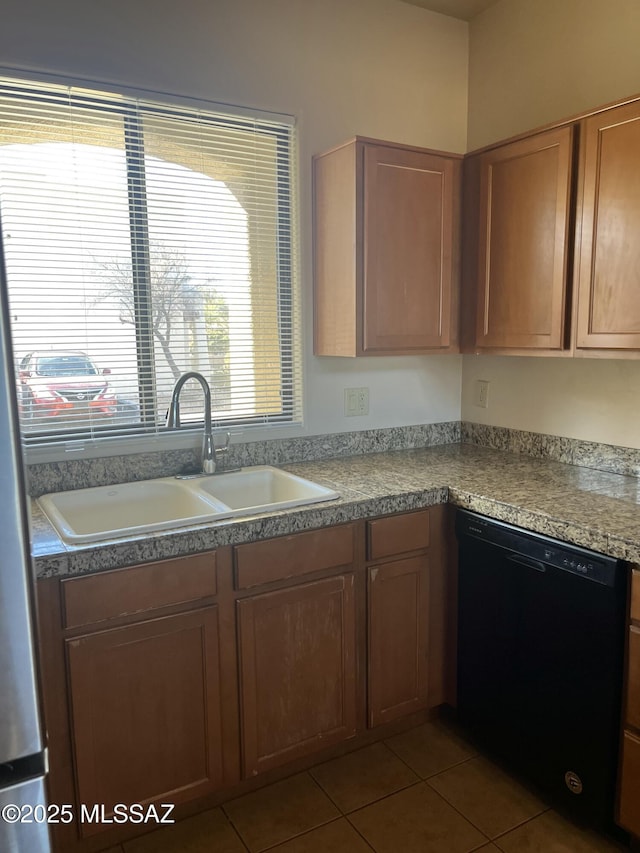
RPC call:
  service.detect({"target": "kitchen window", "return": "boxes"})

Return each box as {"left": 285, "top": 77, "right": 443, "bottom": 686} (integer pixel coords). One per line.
{"left": 0, "top": 77, "right": 300, "bottom": 449}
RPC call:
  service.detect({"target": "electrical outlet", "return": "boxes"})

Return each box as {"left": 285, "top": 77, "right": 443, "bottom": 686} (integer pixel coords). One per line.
{"left": 475, "top": 380, "right": 489, "bottom": 409}
{"left": 357, "top": 387, "right": 369, "bottom": 415}
{"left": 345, "top": 387, "right": 369, "bottom": 416}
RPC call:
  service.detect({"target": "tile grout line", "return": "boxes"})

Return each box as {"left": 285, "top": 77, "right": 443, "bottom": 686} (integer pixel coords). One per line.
{"left": 256, "top": 816, "right": 347, "bottom": 853}
{"left": 220, "top": 804, "right": 252, "bottom": 853}
{"left": 221, "top": 728, "right": 515, "bottom": 853}
{"left": 422, "top": 772, "right": 550, "bottom": 849}
{"left": 229, "top": 815, "right": 252, "bottom": 853}
{"left": 162, "top": 731, "right": 556, "bottom": 853}
{"left": 416, "top": 781, "right": 493, "bottom": 848}
{"left": 382, "top": 731, "right": 479, "bottom": 781}
{"left": 341, "top": 779, "right": 436, "bottom": 851}
{"left": 488, "top": 807, "right": 553, "bottom": 843}
{"left": 308, "top": 744, "right": 423, "bottom": 816}
{"left": 380, "top": 723, "right": 557, "bottom": 846}
{"left": 341, "top": 815, "right": 378, "bottom": 852}
{"left": 109, "top": 722, "right": 616, "bottom": 853}
{"left": 307, "top": 762, "right": 361, "bottom": 814}
{"left": 304, "top": 767, "right": 346, "bottom": 816}
{"left": 488, "top": 807, "right": 627, "bottom": 853}
{"left": 339, "top": 777, "right": 424, "bottom": 816}
{"left": 489, "top": 812, "right": 542, "bottom": 852}
{"left": 341, "top": 779, "right": 494, "bottom": 853}
{"left": 244, "top": 771, "right": 343, "bottom": 853}
{"left": 342, "top": 777, "right": 423, "bottom": 816}
{"left": 376, "top": 725, "right": 504, "bottom": 846}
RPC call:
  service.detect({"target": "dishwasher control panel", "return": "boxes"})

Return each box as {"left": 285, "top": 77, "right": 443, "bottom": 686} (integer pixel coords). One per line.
{"left": 456, "top": 510, "right": 619, "bottom": 587}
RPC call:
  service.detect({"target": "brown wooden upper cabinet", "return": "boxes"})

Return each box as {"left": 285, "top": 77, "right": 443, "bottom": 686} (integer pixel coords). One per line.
{"left": 467, "top": 126, "right": 575, "bottom": 351}
{"left": 463, "top": 95, "right": 640, "bottom": 357}
{"left": 313, "top": 138, "right": 461, "bottom": 356}
{"left": 575, "top": 100, "right": 640, "bottom": 351}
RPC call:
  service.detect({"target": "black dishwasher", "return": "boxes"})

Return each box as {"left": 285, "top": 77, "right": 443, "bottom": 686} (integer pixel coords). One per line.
{"left": 456, "top": 509, "right": 627, "bottom": 833}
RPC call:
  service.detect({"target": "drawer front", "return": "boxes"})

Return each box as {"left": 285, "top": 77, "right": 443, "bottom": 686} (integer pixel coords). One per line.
{"left": 367, "top": 509, "right": 430, "bottom": 561}
{"left": 632, "top": 569, "right": 640, "bottom": 623}
{"left": 235, "top": 524, "right": 355, "bottom": 590}
{"left": 62, "top": 552, "right": 217, "bottom": 629}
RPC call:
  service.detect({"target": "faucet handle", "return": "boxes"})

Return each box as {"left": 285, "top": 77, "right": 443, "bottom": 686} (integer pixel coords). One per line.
{"left": 213, "top": 431, "right": 237, "bottom": 473}
{"left": 215, "top": 431, "right": 231, "bottom": 459}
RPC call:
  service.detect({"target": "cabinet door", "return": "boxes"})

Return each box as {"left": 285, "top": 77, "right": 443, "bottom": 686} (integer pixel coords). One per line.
{"left": 362, "top": 144, "right": 458, "bottom": 353}
{"left": 576, "top": 102, "right": 640, "bottom": 350}
{"left": 66, "top": 607, "right": 223, "bottom": 838}
{"left": 620, "top": 573, "right": 640, "bottom": 833}
{"left": 627, "top": 625, "right": 640, "bottom": 731}
{"left": 368, "top": 555, "right": 429, "bottom": 727}
{"left": 238, "top": 574, "right": 358, "bottom": 777}
{"left": 619, "top": 731, "right": 640, "bottom": 835}
{"left": 475, "top": 127, "right": 573, "bottom": 350}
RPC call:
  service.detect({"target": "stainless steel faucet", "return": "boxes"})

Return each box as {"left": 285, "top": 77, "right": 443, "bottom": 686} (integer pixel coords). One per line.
{"left": 166, "top": 372, "right": 217, "bottom": 474}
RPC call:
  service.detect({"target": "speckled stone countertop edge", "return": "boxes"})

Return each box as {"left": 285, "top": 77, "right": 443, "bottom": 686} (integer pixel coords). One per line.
{"left": 32, "top": 445, "right": 640, "bottom": 578}
{"left": 32, "top": 485, "right": 451, "bottom": 578}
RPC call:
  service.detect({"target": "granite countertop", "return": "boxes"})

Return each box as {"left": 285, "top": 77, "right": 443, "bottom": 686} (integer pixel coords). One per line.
{"left": 31, "top": 443, "right": 640, "bottom": 578}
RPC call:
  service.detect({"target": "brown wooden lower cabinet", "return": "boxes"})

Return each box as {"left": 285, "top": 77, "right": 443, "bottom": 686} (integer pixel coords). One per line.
{"left": 237, "top": 573, "right": 359, "bottom": 777}
{"left": 37, "top": 510, "right": 456, "bottom": 851}
{"left": 619, "top": 731, "right": 640, "bottom": 835}
{"left": 368, "top": 554, "right": 429, "bottom": 727}
{"left": 619, "top": 569, "right": 640, "bottom": 838}
{"left": 38, "top": 551, "right": 236, "bottom": 853}
{"left": 65, "top": 607, "right": 224, "bottom": 838}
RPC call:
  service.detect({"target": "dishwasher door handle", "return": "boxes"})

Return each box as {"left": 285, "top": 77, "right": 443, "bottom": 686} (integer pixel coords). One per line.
{"left": 507, "top": 553, "right": 547, "bottom": 573}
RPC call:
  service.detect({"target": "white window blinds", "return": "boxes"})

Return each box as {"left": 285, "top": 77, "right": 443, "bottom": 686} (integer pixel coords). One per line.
{"left": 0, "top": 77, "right": 300, "bottom": 447}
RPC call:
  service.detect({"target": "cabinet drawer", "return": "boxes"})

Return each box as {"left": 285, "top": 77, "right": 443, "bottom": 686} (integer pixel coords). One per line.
{"left": 631, "top": 569, "right": 640, "bottom": 623}
{"left": 367, "top": 509, "right": 430, "bottom": 561}
{"left": 62, "top": 552, "right": 217, "bottom": 629}
{"left": 234, "top": 524, "right": 355, "bottom": 590}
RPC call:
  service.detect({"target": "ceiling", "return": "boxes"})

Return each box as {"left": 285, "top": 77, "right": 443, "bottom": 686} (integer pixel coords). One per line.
{"left": 398, "top": 0, "right": 499, "bottom": 20}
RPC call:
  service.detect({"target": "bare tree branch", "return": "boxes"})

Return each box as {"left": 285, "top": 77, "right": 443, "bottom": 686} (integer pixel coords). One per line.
{"left": 95, "top": 244, "right": 197, "bottom": 382}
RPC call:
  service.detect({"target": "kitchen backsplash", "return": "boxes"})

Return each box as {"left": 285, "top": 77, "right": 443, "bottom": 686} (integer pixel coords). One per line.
{"left": 26, "top": 421, "right": 461, "bottom": 497}
{"left": 26, "top": 420, "right": 640, "bottom": 497}
{"left": 462, "top": 422, "right": 640, "bottom": 478}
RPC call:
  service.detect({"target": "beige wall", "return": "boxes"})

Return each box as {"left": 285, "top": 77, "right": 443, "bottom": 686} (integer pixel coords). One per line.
{"left": 8, "top": 0, "right": 638, "bottom": 450}
{"left": 463, "top": 0, "right": 640, "bottom": 448}
{"left": 468, "top": 0, "right": 640, "bottom": 150}
{"left": 0, "top": 0, "right": 468, "bottom": 444}
{"left": 463, "top": 356, "right": 640, "bottom": 448}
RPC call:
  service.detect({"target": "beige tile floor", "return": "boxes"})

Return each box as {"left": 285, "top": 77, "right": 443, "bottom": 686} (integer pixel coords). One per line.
{"left": 102, "top": 720, "right": 628, "bottom": 853}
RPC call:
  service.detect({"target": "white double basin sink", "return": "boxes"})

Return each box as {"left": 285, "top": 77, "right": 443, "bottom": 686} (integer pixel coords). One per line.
{"left": 37, "top": 466, "right": 340, "bottom": 544}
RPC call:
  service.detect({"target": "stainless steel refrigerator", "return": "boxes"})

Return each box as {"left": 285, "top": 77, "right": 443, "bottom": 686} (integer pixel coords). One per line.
{"left": 0, "top": 233, "right": 51, "bottom": 852}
